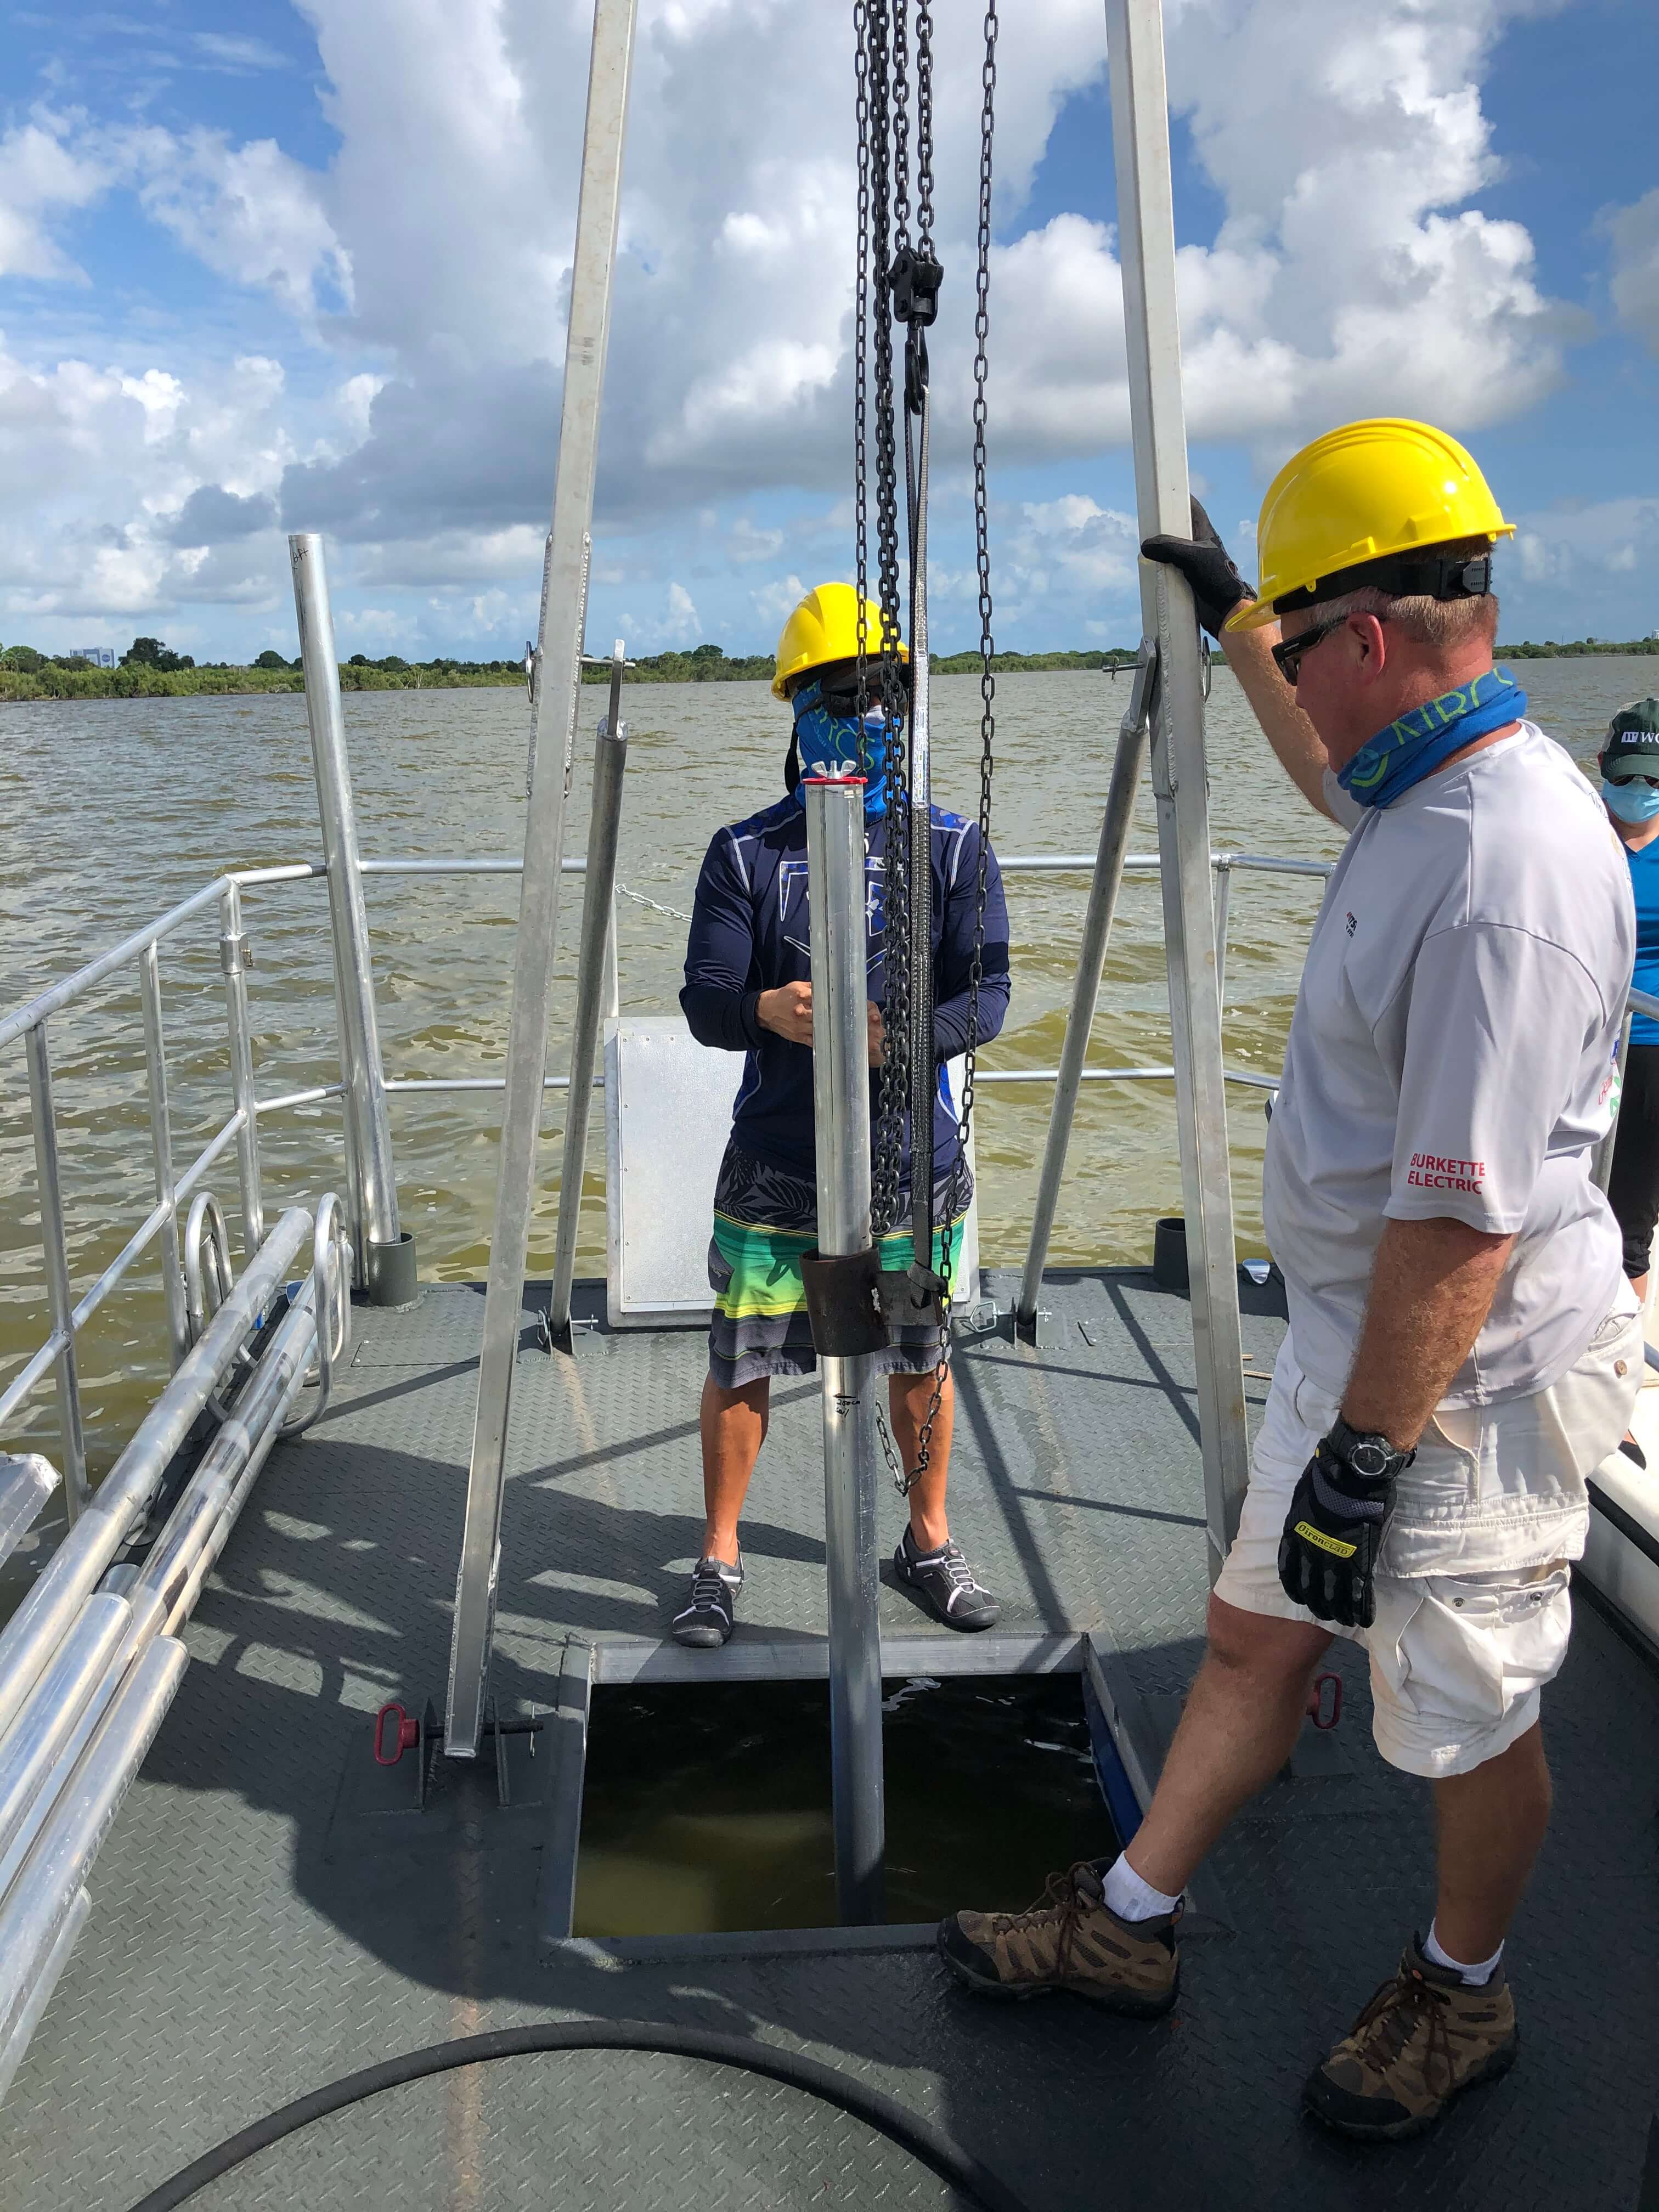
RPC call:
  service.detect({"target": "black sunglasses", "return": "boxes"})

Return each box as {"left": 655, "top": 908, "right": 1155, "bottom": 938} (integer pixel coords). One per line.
{"left": 809, "top": 673, "right": 905, "bottom": 719}
{"left": 1607, "top": 769, "right": 1659, "bottom": 789}
{"left": 1271, "top": 611, "right": 1353, "bottom": 686}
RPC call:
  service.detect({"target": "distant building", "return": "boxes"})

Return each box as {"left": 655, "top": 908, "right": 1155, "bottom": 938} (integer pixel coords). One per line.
{"left": 70, "top": 647, "right": 116, "bottom": 668}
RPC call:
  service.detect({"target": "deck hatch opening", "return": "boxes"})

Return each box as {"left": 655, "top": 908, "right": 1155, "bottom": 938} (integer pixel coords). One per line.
{"left": 571, "top": 1672, "right": 1119, "bottom": 1939}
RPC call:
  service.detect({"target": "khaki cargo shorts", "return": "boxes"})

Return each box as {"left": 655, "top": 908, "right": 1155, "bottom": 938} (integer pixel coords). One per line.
{"left": 1215, "top": 1303, "right": 1643, "bottom": 1778}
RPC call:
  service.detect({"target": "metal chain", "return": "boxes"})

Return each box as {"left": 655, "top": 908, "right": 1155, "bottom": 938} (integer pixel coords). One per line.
{"left": 913, "top": 0, "right": 935, "bottom": 257}
{"left": 869, "top": 0, "right": 911, "bottom": 1246}
{"left": 900, "top": 0, "right": 997, "bottom": 1500}
{"left": 854, "top": 0, "right": 872, "bottom": 723}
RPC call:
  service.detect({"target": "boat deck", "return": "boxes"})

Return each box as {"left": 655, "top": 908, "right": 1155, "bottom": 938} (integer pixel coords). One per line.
{"left": 4, "top": 1268, "right": 1658, "bottom": 2211}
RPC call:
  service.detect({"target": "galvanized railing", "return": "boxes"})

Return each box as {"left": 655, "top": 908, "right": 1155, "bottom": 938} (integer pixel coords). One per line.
{"left": 0, "top": 826, "right": 1317, "bottom": 1542}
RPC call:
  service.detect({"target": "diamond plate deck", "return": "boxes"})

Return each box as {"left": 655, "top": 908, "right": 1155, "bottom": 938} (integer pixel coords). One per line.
{"left": 3, "top": 1269, "right": 1657, "bottom": 2212}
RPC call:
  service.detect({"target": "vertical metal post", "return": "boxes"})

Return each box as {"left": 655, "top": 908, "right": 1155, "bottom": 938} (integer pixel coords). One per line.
{"left": 1593, "top": 1005, "right": 1635, "bottom": 1194}
{"left": 445, "top": 0, "right": 638, "bottom": 1757}
{"left": 602, "top": 895, "right": 620, "bottom": 1022}
{"left": 139, "top": 945, "right": 191, "bottom": 1370}
{"left": 806, "top": 778, "right": 887, "bottom": 1925}
{"left": 1017, "top": 653, "right": 1155, "bottom": 1324}
{"left": 549, "top": 645, "right": 629, "bottom": 1345}
{"left": 1105, "top": 0, "right": 1250, "bottom": 1577}
{"left": 1212, "top": 860, "right": 1233, "bottom": 1010}
{"left": 24, "top": 1025, "right": 87, "bottom": 1525}
{"left": 217, "top": 883, "right": 264, "bottom": 1260}
{"left": 289, "top": 532, "right": 408, "bottom": 1302}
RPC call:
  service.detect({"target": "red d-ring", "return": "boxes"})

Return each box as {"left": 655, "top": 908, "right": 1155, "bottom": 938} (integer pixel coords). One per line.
{"left": 374, "top": 1702, "right": 420, "bottom": 1765}
{"left": 1307, "top": 1672, "right": 1342, "bottom": 1731}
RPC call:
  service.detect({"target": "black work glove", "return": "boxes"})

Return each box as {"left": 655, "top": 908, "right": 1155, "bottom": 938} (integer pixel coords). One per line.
{"left": 1140, "top": 496, "right": 1255, "bottom": 640}
{"left": 1277, "top": 1429, "right": 1407, "bottom": 1629}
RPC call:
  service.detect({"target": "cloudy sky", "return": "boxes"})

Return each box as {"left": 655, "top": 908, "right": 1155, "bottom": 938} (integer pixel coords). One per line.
{"left": 2, "top": 0, "right": 1657, "bottom": 663}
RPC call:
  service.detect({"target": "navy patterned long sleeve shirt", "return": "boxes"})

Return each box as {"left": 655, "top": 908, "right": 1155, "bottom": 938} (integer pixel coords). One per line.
{"left": 680, "top": 794, "right": 1011, "bottom": 1178}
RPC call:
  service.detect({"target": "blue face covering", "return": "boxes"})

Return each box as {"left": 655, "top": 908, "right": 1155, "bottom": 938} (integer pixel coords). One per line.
{"left": 791, "top": 679, "right": 893, "bottom": 816}
{"left": 1604, "top": 777, "right": 1659, "bottom": 826}
{"left": 1336, "top": 667, "right": 1527, "bottom": 810}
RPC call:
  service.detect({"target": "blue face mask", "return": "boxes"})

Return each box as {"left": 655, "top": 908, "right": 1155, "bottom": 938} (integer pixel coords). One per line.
{"left": 789, "top": 678, "right": 893, "bottom": 816}
{"left": 1604, "top": 776, "right": 1659, "bottom": 826}
{"left": 1336, "top": 666, "right": 1527, "bottom": 810}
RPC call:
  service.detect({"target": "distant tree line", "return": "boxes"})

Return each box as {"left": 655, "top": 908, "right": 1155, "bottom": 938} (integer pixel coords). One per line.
{"left": 7, "top": 629, "right": 1657, "bottom": 707}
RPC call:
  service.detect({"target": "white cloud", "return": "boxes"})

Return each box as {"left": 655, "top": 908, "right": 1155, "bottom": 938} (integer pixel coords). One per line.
{"left": 0, "top": 116, "right": 108, "bottom": 281}
{"left": 128, "top": 128, "right": 351, "bottom": 320}
{"left": 193, "top": 32, "right": 292, "bottom": 73}
{"left": 0, "top": 0, "right": 1609, "bottom": 647}
{"left": 1606, "top": 188, "right": 1659, "bottom": 357}
{"left": 664, "top": 579, "right": 700, "bottom": 642}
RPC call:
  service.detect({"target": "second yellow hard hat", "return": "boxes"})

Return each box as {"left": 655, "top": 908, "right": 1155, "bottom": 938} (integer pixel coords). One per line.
{"left": 1226, "top": 418, "right": 1514, "bottom": 631}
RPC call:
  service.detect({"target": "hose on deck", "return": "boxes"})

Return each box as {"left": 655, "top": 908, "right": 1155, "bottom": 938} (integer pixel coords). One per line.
{"left": 125, "top": 2017, "right": 1034, "bottom": 2212}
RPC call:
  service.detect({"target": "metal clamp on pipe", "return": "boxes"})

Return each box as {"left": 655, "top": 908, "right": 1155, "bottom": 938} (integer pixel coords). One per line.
{"left": 799, "top": 1249, "right": 889, "bottom": 1359}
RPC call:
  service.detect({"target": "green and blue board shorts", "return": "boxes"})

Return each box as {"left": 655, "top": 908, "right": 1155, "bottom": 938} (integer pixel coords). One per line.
{"left": 708, "top": 1139, "right": 969, "bottom": 1389}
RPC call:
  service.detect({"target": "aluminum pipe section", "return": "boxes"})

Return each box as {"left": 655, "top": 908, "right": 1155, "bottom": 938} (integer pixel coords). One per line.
{"left": 0, "top": 1594, "right": 130, "bottom": 1888}
{"left": 1105, "top": 0, "right": 1250, "bottom": 1577}
{"left": 1018, "top": 647, "right": 1156, "bottom": 1326}
{"left": 0, "top": 1206, "right": 310, "bottom": 1743}
{"left": 549, "top": 650, "right": 629, "bottom": 1345}
{"left": 0, "top": 1636, "right": 187, "bottom": 2073}
{"left": 805, "top": 778, "right": 887, "bottom": 1927}
{"left": 0, "top": 1883, "right": 88, "bottom": 2107}
{"left": 289, "top": 532, "right": 411, "bottom": 1306}
{"left": 447, "top": 0, "right": 639, "bottom": 1759}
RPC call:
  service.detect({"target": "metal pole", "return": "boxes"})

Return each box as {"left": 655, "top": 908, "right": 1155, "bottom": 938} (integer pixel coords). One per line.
{"left": 1212, "top": 859, "right": 1233, "bottom": 1011}
{"left": 445, "top": 0, "right": 638, "bottom": 1758}
{"left": 906, "top": 387, "right": 936, "bottom": 1283}
{"left": 602, "top": 895, "right": 620, "bottom": 1022}
{"left": 217, "top": 884, "right": 265, "bottom": 1260}
{"left": 1017, "top": 653, "right": 1155, "bottom": 1325}
{"left": 1594, "top": 1006, "right": 1635, "bottom": 1194}
{"left": 806, "top": 777, "right": 887, "bottom": 1925}
{"left": 24, "top": 1025, "right": 87, "bottom": 1526}
{"left": 138, "top": 946, "right": 190, "bottom": 1370}
{"left": 1105, "top": 0, "right": 1250, "bottom": 1577}
{"left": 289, "top": 532, "right": 408, "bottom": 1303}
{"left": 548, "top": 645, "right": 628, "bottom": 1346}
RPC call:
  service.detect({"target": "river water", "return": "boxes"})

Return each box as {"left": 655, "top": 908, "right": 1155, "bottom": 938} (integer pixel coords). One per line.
{"left": 1, "top": 656, "right": 1650, "bottom": 1500}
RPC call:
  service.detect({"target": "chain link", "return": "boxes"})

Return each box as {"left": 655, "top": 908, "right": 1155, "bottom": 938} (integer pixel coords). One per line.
{"left": 853, "top": 1, "right": 997, "bottom": 1497}
{"left": 901, "top": 0, "right": 997, "bottom": 1499}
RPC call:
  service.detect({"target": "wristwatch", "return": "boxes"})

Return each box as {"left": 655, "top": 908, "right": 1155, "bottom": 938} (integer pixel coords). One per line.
{"left": 1324, "top": 1415, "right": 1414, "bottom": 1481}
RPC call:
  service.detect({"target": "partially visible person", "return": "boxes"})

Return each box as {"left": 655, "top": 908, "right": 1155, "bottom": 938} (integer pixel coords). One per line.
{"left": 672, "top": 582, "right": 1012, "bottom": 1649}
{"left": 1599, "top": 697, "right": 1659, "bottom": 1467}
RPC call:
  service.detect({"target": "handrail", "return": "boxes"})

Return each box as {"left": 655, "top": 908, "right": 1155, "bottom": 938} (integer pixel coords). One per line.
{"left": 0, "top": 878, "right": 232, "bottom": 1053}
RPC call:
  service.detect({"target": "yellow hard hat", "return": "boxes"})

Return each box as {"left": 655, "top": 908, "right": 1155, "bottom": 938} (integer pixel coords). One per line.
{"left": 1225, "top": 419, "right": 1514, "bottom": 632}
{"left": 771, "top": 582, "right": 907, "bottom": 700}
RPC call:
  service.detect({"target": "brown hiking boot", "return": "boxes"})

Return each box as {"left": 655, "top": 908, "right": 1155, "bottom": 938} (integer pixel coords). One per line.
{"left": 1304, "top": 1935, "right": 1518, "bottom": 2141}
{"left": 936, "top": 1859, "right": 1180, "bottom": 2016}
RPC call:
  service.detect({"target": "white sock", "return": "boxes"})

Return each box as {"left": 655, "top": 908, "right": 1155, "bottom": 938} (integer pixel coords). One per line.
{"left": 1423, "top": 1921, "right": 1504, "bottom": 1987}
{"left": 1101, "top": 1853, "right": 1182, "bottom": 1923}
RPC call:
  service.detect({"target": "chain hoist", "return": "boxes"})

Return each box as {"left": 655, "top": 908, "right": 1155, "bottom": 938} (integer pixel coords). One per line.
{"left": 853, "top": 0, "right": 998, "bottom": 1498}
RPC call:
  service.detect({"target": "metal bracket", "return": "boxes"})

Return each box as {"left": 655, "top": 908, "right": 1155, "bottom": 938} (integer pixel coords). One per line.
{"left": 217, "top": 932, "right": 253, "bottom": 976}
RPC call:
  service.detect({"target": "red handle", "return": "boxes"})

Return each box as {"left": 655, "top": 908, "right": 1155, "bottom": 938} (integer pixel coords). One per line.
{"left": 1307, "top": 1672, "right": 1343, "bottom": 1731}
{"left": 374, "top": 1702, "right": 420, "bottom": 1765}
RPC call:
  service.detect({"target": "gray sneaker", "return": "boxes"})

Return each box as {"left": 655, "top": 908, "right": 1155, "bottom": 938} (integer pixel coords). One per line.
{"left": 895, "top": 1528, "right": 1001, "bottom": 1630}
{"left": 672, "top": 1554, "right": 743, "bottom": 1647}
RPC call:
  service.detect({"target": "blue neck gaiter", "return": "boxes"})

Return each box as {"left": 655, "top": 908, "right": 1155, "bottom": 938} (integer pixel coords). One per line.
{"left": 790, "top": 679, "right": 891, "bottom": 817}
{"left": 1337, "top": 667, "right": 1527, "bottom": 811}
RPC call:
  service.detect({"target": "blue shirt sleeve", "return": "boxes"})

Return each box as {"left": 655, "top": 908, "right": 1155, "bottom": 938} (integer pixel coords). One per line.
{"left": 680, "top": 827, "right": 764, "bottom": 1052}
{"left": 932, "top": 826, "right": 1010, "bottom": 1060}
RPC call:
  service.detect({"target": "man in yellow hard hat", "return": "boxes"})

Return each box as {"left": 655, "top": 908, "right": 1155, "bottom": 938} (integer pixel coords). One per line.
{"left": 674, "top": 582, "right": 1011, "bottom": 1648}
{"left": 939, "top": 421, "right": 1641, "bottom": 2141}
